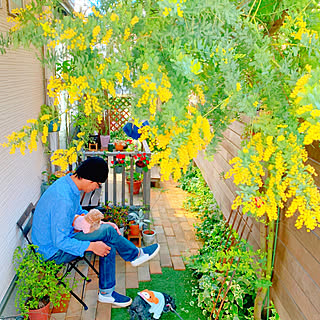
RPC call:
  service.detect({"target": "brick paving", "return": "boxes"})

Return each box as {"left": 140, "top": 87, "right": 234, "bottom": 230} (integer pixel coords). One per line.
{"left": 50, "top": 180, "right": 200, "bottom": 320}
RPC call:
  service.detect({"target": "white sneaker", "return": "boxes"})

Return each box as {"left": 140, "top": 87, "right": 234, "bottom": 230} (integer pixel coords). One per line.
{"left": 98, "top": 291, "right": 132, "bottom": 307}
{"left": 131, "top": 244, "right": 160, "bottom": 267}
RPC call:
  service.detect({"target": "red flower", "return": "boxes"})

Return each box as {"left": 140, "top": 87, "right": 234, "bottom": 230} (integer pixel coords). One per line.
{"left": 254, "top": 197, "right": 264, "bottom": 208}
{"left": 111, "top": 161, "right": 114, "bottom": 164}
{"left": 116, "top": 153, "right": 125, "bottom": 160}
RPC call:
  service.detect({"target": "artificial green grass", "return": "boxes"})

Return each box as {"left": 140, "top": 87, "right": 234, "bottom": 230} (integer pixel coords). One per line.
{"left": 111, "top": 268, "right": 205, "bottom": 320}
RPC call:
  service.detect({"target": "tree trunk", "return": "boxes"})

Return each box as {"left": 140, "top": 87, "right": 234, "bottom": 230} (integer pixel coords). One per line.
{"left": 254, "top": 220, "right": 275, "bottom": 320}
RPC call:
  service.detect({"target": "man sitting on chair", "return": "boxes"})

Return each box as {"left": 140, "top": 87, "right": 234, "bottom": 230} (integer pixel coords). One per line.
{"left": 32, "top": 157, "right": 160, "bottom": 307}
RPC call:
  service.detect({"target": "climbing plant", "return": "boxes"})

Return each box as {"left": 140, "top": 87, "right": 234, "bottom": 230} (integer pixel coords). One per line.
{"left": 1, "top": 1, "right": 320, "bottom": 318}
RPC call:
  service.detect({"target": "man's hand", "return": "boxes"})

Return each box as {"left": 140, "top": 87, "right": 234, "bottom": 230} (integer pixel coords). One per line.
{"left": 101, "top": 221, "right": 122, "bottom": 235}
{"left": 86, "top": 241, "right": 111, "bottom": 257}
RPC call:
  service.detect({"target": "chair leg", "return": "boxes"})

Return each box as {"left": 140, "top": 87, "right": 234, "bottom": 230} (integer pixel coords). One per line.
{"left": 69, "top": 289, "right": 89, "bottom": 310}
{"left": 83, "top": 255, "right": 99, "bottom": 277}
{"left": 58, "top": 280, "right": 89, "bottom": 310}
{"left": 69, "top": 262, "right": 92, "bottom": 282}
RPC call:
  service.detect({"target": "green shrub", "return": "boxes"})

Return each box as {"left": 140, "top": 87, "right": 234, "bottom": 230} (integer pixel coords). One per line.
{"left": 179, "top": 164, "right": 272, "bottom": 320}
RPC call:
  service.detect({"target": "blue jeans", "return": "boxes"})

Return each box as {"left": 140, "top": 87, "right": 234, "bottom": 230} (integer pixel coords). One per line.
{"left": 48, "top": 224, "right": 139, "bottom": 291}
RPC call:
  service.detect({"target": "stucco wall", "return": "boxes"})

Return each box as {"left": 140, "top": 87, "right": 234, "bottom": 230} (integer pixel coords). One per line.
{"left": 0, "top": 4, "right": 46, "bottom": 303}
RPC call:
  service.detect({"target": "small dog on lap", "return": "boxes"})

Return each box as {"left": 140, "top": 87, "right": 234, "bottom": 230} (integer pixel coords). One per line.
{"left": 129, "top": 289, "right": 176, "bottom": 320}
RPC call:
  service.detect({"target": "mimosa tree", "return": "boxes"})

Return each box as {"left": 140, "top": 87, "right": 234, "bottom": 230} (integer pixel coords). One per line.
{"left": 1, "top": 0, "right": 319, "bottom": 318}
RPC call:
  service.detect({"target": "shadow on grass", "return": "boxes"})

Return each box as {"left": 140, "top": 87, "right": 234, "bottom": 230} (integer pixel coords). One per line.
{"left": 111, "top": 267, "right": 205, "bottom": 320}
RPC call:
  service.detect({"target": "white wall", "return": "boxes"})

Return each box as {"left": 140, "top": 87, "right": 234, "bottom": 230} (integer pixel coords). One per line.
{"left": 0, "top": 5, "right": 46, "bottom": 302}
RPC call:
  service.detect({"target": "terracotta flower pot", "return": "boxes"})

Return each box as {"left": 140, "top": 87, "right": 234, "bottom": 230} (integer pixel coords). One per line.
{"left": 129, "top": 224, "right": 140, "bottom": 236}
{"left": 126, "top": 179, "right": 142, "bottom": 194}
{"left": 51, "top": 293, "right": 70, "bottom": 313}
{"left": 28, "top": 301, "right": 51, "bottom": 320}
{"left": 115, "top": 142, "right": 124, "bottom": 151}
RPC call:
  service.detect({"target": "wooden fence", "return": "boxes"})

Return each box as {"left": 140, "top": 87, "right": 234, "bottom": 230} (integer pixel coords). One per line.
{"left": 194, "top": 120, "right": 320, "bottom": 320}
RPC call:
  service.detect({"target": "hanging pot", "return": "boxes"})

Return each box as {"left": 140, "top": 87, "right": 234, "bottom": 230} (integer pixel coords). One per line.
{"left": 114, "top": 166, "right": 124, "bottom": 174}
{"left": 135, "top": 165, "right": 143, "bottom": 174}
{"left": 135, "top": 160, "right": 147, "bottom": 173}
{"left": 28, "top": 301, "right": 51, "bottom": 320}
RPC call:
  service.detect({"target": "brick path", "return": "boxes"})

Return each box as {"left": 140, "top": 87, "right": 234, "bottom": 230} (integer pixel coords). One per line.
{"left": 50, "top": 180, "right": 201, "bottom": 320}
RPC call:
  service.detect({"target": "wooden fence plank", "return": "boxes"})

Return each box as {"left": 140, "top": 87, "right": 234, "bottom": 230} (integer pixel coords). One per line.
{"left": 220, "top": 138, "right": 241, "bottom": 160}
{"left": 271, "top": 285, "right": 297, "bottom": 320}
{"left": 275, "top": 241, "right": 320, "bottom": 314}
{"left": 227, "top": 120, "right": 245, "bottom": 136}
{"left": 273, "top": 245, "right": 320, "bottom": 320}
{"left": 222, "top": 128, "right": 242, "bottom": 148}
{"left": 281, "top": 213, "right": 320, "bottom": 264}
{"left": 271, "top": 274, "right": 307, "bottom": 320}
{"left": 277, "top": 219, "right": 320, "bottom": 288}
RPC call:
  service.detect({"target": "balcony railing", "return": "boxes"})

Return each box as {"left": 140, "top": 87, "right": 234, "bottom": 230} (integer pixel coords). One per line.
{"left": 83, "top": 140, "right": 151, "bottom": 213}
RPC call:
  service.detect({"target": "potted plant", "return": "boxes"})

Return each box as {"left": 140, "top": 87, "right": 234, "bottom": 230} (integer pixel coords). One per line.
{"left": 110, "top": 129, "right": 128, "bottom": 151}
{"left": 127, "top": 221, "right": 139, "bottom": 236}
{"left": 13, "top": 244, "right": 72, "bottom": 320}
{"left": 99, "top": 121, "right": 110, "bottom": 150}
{"left": 128, "top": 209, "right": 150, "bottom": 230}
{"left": 110, "top": 153, "right": 127, "bottom": 174}
{"left": 126, "top": 171, "right": 143, "bottom": 194}
{"left": 133, "top": 153, "right": 150, "bottom": 173}
{"left": 114, "top": 139, "right": 126, "bottom": 151}
{"left": 142, "top": 223, "right": 157, "bottom": 246}
{"left": 102, "top": 205, "right": 129, "bottom": 236}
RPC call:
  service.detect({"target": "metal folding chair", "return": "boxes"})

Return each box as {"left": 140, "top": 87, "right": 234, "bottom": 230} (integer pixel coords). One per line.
{"left": 16, "top": 203, "right": 99, "bottom": 310}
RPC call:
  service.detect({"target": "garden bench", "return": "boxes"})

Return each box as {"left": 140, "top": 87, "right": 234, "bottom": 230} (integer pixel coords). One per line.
{"left": 150, "top": 165, "right": 161, "bottom": 188}
{"left": 16, "top": 202, "right": 99, "bottom": 310}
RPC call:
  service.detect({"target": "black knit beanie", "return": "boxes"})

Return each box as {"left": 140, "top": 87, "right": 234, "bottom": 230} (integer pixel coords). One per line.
{"left": 75, "top": 157, "right": 108, "bottom": 183}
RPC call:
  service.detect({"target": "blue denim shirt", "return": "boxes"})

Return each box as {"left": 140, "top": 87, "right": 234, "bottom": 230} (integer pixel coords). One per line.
{"left": 32, "top": 174, "right": 90, "bottom": 260}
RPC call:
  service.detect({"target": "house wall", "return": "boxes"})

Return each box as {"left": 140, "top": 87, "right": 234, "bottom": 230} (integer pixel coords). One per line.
{"left": 0, "top": 3, "right": 46, "bottom": 303}
{"left": 195, "top": 120, "right": 320, "bottom": 320}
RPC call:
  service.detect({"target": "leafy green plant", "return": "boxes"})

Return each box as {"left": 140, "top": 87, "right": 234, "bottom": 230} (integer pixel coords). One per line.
{"left": 180, "top": 167, "right": 273, "bottom": 320}
{"left": 178, "top": 163, "right": 203, "bottom": 193}
{"left": 13, "top": 244, "right": 72, "bottom": 317}
{"left": 103, "top": 205, "right": 129, "bottom": 227}
{"left": 126, "top": 171, "right": 142, "bottom": 181}
{"left": 128, "top": 209, "right": 150, "bottom": 229}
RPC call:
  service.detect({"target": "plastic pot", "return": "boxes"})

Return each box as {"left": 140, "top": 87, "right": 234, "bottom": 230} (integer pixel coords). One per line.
{"left": 114, "top": 166, "right": 124, "bottom": 174}
{"left": 100, "top": 135, "right": 110, "bottom": 149}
